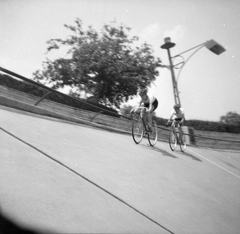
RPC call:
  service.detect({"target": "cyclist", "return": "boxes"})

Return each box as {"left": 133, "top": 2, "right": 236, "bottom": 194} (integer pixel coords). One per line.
{"left": 138, "top": 88, "right": 158, "bottom": 131}
{"left": 167, "top": 104, "right": 185, "bottom": 142}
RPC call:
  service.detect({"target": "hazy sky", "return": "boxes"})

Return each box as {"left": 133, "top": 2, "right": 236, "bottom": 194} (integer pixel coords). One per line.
{"left": 1, "top": 0, "right": 240, "bottom": 121}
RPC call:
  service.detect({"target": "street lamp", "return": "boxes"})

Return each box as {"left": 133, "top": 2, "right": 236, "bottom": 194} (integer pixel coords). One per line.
{"left": 160, "top": 37, "right": 226, "bottom": 106}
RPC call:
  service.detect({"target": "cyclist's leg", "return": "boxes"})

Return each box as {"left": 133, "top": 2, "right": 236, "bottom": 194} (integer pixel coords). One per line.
{"left": 174, "top": 119, "right": 183, "bottom": 142}
{"left": 148, "top": 100, "right": 158, "bottom": 128}
{"left": 171, "top": 119, "right": 176, "bottom": 133}
{"left": 179, "top": 121, "right": 184, "bottom": 142}
{"left": 143, "top": 104, "right": 149, "bottom": 128}
{"left": 148, "top": 112, "right": 153, "bottom": 128}
{"left": 143, "top": 114, "right": 148, "bottom": 130}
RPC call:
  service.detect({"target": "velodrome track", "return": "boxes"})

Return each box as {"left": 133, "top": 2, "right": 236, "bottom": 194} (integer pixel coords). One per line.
{"left": 1, "top": 106, "right": 240, "bottom": 234}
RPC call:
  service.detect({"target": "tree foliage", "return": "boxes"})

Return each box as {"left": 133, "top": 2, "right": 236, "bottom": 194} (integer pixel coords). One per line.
{"left": 220, "top": 111, "right": 240, "bottom": 125}
{"left": 120, "top": 104, "right": 134, "bottom": 118}
{"left": 33, "top": 18, "right": 162, "bottom": 108}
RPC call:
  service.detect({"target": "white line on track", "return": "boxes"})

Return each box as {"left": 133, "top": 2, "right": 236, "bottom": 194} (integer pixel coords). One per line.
{"left": 187, "top": 148, "right": 240, "bottom": 179}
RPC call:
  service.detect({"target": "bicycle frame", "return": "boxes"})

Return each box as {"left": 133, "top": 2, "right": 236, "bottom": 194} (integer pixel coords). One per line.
{"left": 141, "top": 116, "right": 148, "bottom": 132}
{"left": 170, "top": 119, "right": 183, "bottom": 137}
{"left": 132, "top": 107, "right": 148, "bottom": 133}
{"left": 132, "top": 107, "right": 153, "bottom": 132}
{"left": 167, "top": 120, "right": 186, "bottom": 152}
{"left": 131, "top": 107, "right": 158, "bottom": 146}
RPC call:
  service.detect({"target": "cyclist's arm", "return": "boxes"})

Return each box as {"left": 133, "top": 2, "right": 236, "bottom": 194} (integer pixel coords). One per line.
{"left": 130, "top": 101, "right": 144, "bottom": 113}
{"left": 168, "top": 110, "right": 175, "bottom": 122}
{"left": 147, "top": 96, "right": 155, "bottom": 112}
{"left": 179, "top": 109, "right": 185, "bottom": 124}
{"left": 179, "top": 117, "right": 185, "bottom": 124}
{"left": 148, "top": 100, "right": 153, "bottom": 112}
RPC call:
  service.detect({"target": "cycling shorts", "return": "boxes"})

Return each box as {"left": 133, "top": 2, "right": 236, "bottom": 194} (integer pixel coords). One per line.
{"left": 174, "top": 118, "right": 184, "bottom": 126}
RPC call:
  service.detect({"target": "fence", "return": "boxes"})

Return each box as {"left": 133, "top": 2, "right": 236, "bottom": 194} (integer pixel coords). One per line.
{"left": 0, "top": 66, "right": 240, "bottom": 151}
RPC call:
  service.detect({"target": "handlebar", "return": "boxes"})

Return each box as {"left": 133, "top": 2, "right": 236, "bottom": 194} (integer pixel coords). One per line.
{"left": 130, "top": 107, "right": 148, "bottom": 119}
{"left": 165, "top": 121, "right": 172, "bottom": 127}
{"left": 130, "top": 106, "right": 148, "bottom": 113}
{"left": 165, "top": 119, "right": 182, "bottom": 127}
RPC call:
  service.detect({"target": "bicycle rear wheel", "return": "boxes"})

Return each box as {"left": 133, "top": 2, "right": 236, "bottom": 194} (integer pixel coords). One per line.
{"left": 179, "top": 133, "right": 187, "bottom": 152}
{"left": 169, "top": 131, "right": 177, "bottom": 151}
{"left": 148, "top": 120, "right": 158, "bottom": 146}
{"left": 132, "top": 116, "right": 144, "bottom": 144}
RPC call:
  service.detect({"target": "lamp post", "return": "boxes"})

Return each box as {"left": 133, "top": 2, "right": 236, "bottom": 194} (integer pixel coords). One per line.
{"left": 160, "top": 37, "right": 226, "bottom": 106}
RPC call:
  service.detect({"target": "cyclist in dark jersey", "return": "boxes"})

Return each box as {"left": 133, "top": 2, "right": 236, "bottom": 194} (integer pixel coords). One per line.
{"left": 138, "top": 88, "right": 158, "bottom": 130}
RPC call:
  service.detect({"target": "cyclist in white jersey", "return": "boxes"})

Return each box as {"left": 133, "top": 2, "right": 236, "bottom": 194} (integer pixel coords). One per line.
{"left": 167, "top": 104, "right": 185, "bottom": 141}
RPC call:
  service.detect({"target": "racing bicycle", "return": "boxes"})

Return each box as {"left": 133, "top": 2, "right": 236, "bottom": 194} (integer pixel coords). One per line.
{"left": 166, "top": 120, "right": 186, "bottom": 152}
{"left": 131, "top": 107, "right": 158, "bottom": 146}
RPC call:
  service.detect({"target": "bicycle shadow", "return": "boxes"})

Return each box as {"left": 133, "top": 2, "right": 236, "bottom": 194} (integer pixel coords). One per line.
{"left": 142, "top": 144, "right": 178, "bottom": 159}
{"left": 175, "top": 150, "right": 202, "bottom": 162}
{"left": 141, "top": 144, "right": 202, "bottom": 162}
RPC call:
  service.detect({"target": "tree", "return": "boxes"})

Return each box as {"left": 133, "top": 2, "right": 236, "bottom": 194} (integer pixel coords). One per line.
{"left": 220, "top": 111, "right": 240, "bottom": 125}
{"left": 33, "top": 18, "right": 162, "bottom": 108}
{"left": 120, "top": 104, "right": 134, "bottom": 118}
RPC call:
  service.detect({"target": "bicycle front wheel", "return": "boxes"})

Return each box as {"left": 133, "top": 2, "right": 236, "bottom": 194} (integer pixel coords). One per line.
{"left": 148, "top": 120, "right": 158, "bottom": 146}
{"left": 132, "top": 116, "right": 144, "bottom": 144}
{"left": 169, "top": 131, "right": 177, "bottom": 151}
{"left": 180, "top": 133, "right": 187, "bottom": 152}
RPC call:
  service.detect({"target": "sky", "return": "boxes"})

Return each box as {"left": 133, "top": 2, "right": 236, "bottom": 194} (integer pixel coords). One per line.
{"left": 1, "top": 0, "right": 240, "bottom": 121}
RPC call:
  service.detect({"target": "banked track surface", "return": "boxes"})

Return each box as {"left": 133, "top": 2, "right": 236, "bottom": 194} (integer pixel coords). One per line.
{"left": 1, "top": 106, "right": 240, "bottom": 233}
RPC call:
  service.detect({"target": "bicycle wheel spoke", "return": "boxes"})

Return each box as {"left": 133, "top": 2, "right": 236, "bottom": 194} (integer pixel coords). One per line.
{"left": 148, "top": 121, "right": 158, "bottom": 146}
{"left": 169, "top": 131, "right": 177, "bottom": 151}
{"left": 132, "top": 117, "right": 144, "bottom": 144}
{"left": 180, "top": 133, "right": 187, "bottom": 152}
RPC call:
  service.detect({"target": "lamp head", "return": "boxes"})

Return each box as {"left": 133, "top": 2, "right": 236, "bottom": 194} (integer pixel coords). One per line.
{"left": 205, "top": 40, "right": 226, "bottom": 55}
{"left": 161, "top": 37, "right": 176, "bottom": 49}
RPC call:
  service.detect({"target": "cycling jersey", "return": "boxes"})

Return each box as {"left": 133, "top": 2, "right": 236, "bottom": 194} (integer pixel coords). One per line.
{"left": 140, "top": 96, "right": 158, "bottom": 112}
{"left": 171, "top": 107, "right": 185, "bottom": 120}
